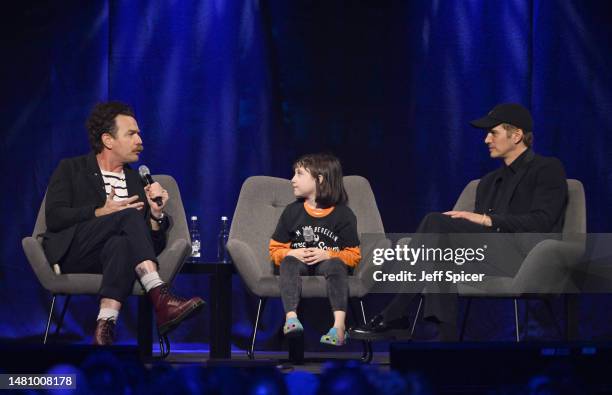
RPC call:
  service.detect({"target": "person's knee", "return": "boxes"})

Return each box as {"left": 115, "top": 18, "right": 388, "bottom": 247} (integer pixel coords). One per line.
{"left": 109, "top": 207, "right": 141, "bottom": 226}
{"left": 113, "top": 207, "right": 147, "bottom": 232}
{"left": 325, "top": 258, "right": 348, "bottom": 275}
{"left": 279, "top": 255, "right": 302, "bottom": 274}
{"left": 281, "top": 255, "right": 301, "bottom": 265}
{"left": 119, "top": 207, "right": 142, "bottom": 221}
{"left": 422, "top": 212, "right": 446, "bottom": 224}
{"left": 419, "top": 212, "right": 451, "bottom": 231}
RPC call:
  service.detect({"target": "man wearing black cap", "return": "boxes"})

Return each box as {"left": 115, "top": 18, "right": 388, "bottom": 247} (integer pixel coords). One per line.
{"left": 352, "top": 103, "right": 568, "bottom": 341}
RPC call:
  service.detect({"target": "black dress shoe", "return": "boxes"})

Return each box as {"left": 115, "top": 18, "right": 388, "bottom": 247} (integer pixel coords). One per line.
{"left": 349, "top": 314, "right": 411, "bottom": 340}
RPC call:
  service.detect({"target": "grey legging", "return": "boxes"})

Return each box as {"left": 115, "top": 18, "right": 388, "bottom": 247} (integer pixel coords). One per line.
{"left": 279, "top": 255, "right": 349, "bottom": 313}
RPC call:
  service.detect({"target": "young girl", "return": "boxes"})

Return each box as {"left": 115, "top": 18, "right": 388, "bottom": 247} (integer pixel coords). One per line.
{"left": 269, "top": 153, "right": 361, "bottom": 346}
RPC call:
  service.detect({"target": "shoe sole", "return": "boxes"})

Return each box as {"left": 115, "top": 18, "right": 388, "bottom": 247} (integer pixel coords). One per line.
{"left": 320, "top": 340, "right": 348, "bottom": 346}
{"left": 158, "top": 300, "right": 205, "bottom": 336}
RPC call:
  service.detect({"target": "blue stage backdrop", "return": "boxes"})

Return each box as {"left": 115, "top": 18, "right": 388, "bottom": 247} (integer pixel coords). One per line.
{"left": 2, "top": 0, "right": 612, "bottom": 349}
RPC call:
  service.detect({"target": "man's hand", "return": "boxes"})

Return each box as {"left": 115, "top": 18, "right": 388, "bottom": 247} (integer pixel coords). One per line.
{"left": 145, "top": 182, "right": 169, "bottom": 217}
{"left": 443, "top": 210, "right": 492, "bottom": 227}
{"left": 95, "top": 187, "right": 144, "bottom": 217}
{"left": 303, "top": 248, "right": 331, "bottom": 265}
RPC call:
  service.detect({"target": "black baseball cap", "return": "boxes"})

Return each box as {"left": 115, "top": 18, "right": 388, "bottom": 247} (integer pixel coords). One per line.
{"left": 470, "top": 103, "right": 533, "bottom": 133}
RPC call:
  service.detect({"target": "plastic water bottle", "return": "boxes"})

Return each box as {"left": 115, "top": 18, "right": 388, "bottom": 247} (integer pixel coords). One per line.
{"left": 217, "top": 216, "right": 231, "bottom": 263}
{"left": 190, "top": 216, "right": 201, "bottom": 259}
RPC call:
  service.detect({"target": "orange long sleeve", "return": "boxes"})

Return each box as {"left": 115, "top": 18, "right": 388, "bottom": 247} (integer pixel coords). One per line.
{"left": 269, "top": 239, "right": 291, "bottom": 266}
{"left": 328, "top": 246, "right": 361, "bottom": 268}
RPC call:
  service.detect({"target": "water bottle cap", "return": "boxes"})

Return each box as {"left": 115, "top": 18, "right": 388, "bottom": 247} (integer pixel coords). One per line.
{"left": 191, "top": 216, "right": 198, "bottom": 220}
{"left": 221, "top": 216, "right": 228, "bottom": 221}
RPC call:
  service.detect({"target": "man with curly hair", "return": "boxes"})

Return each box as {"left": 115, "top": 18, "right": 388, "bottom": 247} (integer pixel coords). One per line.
{"left": 42, "top": 101, "right": 204, "bottom": 345}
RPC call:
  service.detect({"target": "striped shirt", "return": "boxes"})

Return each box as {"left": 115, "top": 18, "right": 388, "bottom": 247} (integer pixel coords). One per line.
{"left": 101, "top": 170, "right": 128, "bottom": 201}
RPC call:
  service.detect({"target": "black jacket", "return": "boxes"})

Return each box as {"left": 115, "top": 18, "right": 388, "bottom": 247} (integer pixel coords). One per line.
{"left": 475, "top": 149, "right": 568, "bottom": 233}
{"left": 42, "top": 152, "right": 168, "bottom": 264}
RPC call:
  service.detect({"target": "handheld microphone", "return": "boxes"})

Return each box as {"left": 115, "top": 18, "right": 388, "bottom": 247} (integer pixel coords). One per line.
{"left": 138, "top": 165, "right": 163, "bottom": 207}
{"left": 303, "top": 227, "right": 315, "bottom": 248}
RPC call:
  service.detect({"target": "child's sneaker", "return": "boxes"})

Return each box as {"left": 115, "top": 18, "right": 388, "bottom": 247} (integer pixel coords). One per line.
{"left": 283, "top": 317, "right": 304, "bottom": 337}
{"left": 320, "top": 327, "right": 348, "bottom": 346}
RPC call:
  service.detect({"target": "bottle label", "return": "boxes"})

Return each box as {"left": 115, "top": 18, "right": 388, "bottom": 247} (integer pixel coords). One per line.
{"left": 192, "top": 240, "right": 201, "bottom": 258}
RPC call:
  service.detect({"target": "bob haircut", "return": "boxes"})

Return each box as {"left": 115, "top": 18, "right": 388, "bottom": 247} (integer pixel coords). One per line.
{"left": 293, "top": 153, "right": 348, "bottom": 208}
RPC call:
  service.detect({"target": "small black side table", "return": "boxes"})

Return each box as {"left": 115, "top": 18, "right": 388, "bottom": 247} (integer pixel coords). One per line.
{"left": 182, "top": 260, "right": 236, "bottom": 359}
{"left": 138, "top": 260, "right": 236, "bottom": 360}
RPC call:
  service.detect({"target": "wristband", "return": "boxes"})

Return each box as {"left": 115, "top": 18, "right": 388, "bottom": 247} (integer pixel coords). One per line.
{"left": 151, "top": 212, "right": 165, "bottom": 225}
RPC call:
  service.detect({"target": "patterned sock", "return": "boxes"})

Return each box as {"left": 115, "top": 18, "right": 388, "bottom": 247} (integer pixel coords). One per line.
{"left": 140, "top": 272, "right": 165, "bottom": 292}
{"left": 97, "top": 308, "right": 119, "bottom": 322}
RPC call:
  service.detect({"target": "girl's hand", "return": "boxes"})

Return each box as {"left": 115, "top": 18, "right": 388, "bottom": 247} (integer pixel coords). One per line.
{"left": 303, "top": 248, "right": 330, "bottom": 265}
{"left": 287, "top": 248, "right": 309, "bottom": 262}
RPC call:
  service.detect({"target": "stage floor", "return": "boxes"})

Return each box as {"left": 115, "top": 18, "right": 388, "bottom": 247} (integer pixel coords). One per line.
{"left": 156, "top": 349, "right": 390, "bottom": 373}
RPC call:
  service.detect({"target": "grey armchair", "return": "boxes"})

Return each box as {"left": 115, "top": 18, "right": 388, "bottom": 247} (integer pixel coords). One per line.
{"left": 410, "top": 179, "right": 586, "bottom": 341}
{"left": 22, "top": 175, "right": 192, "bottom": 357}
{"left": 227, "top": 175, "right": 385, "bottom": 362}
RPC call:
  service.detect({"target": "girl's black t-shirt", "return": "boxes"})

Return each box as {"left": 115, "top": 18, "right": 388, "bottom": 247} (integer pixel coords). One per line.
{"left": 271, "top": 201, "right": 360, "bottom": 252}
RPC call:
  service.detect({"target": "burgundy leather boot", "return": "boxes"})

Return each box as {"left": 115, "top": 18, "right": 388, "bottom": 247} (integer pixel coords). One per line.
{"left": 148, "top": 283, "right": 205, "bottom": 335}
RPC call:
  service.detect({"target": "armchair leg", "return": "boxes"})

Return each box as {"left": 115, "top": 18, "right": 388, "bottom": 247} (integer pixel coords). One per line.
{"left": 410, "top": 296, "right": 423, "bottom": 338}
{"left": 514, "top": 299, "right": 521, "bottom": 342}
{"left": 359, "top": 299, "right": 367, "bottom": 324}
{"left": 349, "top": 299, "right": 373, "bottom": 363}
{"left": 248, "top": 298, "right": 266, "bottom": 360}
{"left": 43, "top": 295, "right": 56, "bottom": 344}
{"left": 54, "top": 295, "right": 72, "bottom": 336}
{"left": 358, "top": 300, "right": 373, "bottom": 364}
{"left": 158, "top": 334, "right": 171, "bottom": 359}
{"left": 523, "top": 300, "right": 529, "bottom": 340}
{"left": 459, "top": 298, "right": 472, "bottom": 341}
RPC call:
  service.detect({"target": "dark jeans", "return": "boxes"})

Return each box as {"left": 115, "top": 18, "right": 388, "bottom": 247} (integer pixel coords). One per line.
{"left": 60, "top": 208, "right": 158, "bottom": 303}
{"left": 278, "top": 255, "right": 349, "bottom": 313}
{"left": 381, "top": 213, "right": 526, "bottom": 331}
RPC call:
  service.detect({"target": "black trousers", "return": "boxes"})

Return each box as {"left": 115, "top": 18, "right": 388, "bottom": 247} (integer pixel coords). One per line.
{"left": 60, "top": 208, "right": 158, "bottom": 303}
{"left": 381, "top": 213, "right": 526, "bottom": 330}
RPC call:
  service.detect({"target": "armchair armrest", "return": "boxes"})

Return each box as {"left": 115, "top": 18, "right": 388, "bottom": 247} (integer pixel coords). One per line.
{"left": 354, "top": 235, "right": 392, "bottom": 293}
{"left": 511, "top": 239, "right": 585, "bottom": 294}
{"left": 157, "top": 238, "right": 191, "bottom": 283}
{"left": 22, "top": 236, "right": 56, "bottom": 292}
{"left": 226, "top": 238, "right": 265, "bottom": 293}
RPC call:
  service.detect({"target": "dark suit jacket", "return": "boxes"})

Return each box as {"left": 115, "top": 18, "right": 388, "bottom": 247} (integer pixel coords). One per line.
{"left": 475, "top": 149, "right": 568, "bottom": 233}
{"left": 42, "top": 152, "right": 168, "bottom": 264}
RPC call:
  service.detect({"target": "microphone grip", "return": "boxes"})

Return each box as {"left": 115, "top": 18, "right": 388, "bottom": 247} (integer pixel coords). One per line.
{"left": 144, "top": 174, "right": 155, "bottom": 186}
{"left": 143, "top": 174, "right": 163, "bottom": 206}
{"left": 152, "top": 196, "right": 163, "bottom": 207}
